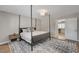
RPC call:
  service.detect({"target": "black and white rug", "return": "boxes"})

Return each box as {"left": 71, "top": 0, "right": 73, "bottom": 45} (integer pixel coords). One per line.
{"left": 9, "top": 38, "right": 77, "bottom": 53}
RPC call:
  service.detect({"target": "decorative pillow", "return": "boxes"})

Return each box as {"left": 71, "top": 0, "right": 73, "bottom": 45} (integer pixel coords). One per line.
{"left": 27, "top": 28, "right": 34, "bottom": 32}
{"left": 27, "top": 28, "right": 31, "bottom": 32}
{"left": 22, "top": 29, "right": 27, "bottom": 32}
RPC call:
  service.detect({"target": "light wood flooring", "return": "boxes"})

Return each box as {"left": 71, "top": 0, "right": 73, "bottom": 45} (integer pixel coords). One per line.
{"left": 0, "top": 44, "right": 10, "bottom": 53}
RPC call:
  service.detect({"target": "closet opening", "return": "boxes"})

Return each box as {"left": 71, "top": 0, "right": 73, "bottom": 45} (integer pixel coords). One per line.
{"left": 57, "top": 19, "right": 65, "bottom": 40}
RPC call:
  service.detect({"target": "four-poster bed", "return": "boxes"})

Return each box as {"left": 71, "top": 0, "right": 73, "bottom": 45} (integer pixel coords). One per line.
{"left": 18, "top": 5, "right": 51, "bottom": 51}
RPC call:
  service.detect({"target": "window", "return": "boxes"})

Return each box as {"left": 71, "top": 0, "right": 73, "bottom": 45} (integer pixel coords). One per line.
{"left": 58, "top": 23, "right": 65, "bottom": 28}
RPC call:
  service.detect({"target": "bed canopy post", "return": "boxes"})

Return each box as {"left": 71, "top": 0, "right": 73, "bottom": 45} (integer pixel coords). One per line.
{"left": 19, "top": 15, "right": 21, "bottom": 40}
{"left": 49, "top": 13, "right": 51, "bottom": 40}
{"left": 35, "top": 18, "right": 37, "bottom": 27}
{"left": 31, "top": 5, "right": 33, "bottom": 51}
{"left": 35, "top": 18, "right": 37, "bottom": 30}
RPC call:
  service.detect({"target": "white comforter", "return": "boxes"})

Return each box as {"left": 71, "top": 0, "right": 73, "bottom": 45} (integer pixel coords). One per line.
{"left": 20, "top": 31, "right": 48, "bottom": 43}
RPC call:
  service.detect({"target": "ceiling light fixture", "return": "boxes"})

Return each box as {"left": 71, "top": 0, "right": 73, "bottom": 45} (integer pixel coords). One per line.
{"left": 37, "top": 9, "right": 48, "bottom": 16}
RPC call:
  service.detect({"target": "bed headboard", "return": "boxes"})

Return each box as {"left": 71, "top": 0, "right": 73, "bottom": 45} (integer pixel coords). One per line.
{"left": 19, "top": 27, "right": 36, "bottom": 33}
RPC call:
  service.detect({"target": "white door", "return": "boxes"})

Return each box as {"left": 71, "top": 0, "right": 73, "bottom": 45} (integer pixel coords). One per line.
{"left": 65, "top": 17, "right": 77, "bottom": 41}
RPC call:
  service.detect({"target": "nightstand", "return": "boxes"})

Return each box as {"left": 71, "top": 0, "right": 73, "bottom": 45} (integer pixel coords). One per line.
{"left": 9, "top": 33, "right": 19, "bottom": 41}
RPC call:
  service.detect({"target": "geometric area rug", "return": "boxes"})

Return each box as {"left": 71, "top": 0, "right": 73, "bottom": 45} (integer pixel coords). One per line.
{"left": 9, "top": 38, "right": 77, "bottom": 53}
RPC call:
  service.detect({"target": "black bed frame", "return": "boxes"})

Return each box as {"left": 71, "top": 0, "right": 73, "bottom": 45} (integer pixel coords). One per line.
{"left": 18, "top": 5, "right": 51, "bottom": 51}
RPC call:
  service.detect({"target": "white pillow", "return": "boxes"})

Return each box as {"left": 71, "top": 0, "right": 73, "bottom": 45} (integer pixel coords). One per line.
{"left": 27, "top": 28, "right": 31, "bottom": 32}
{"left": 22, "top": 29, "right": 27, "bottom": 32}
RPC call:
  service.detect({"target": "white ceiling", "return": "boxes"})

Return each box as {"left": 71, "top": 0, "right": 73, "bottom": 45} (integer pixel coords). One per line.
{"left": 0, "top": 5, "right": 79, "bottom": 19}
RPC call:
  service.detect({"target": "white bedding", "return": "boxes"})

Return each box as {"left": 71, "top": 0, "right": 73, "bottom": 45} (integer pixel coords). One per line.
{"left": 20, "top": 31, "right": 48, "bottom": 43}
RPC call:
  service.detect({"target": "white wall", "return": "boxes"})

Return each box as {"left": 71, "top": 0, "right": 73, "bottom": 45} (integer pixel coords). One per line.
{"left": 20, "top": 16, "right": 36, "bottom": 28}
{"left": 0, "top": 11, "right": 36, "bottom": 44}
{"left": 20, "top": 16, "right": 31, "bottom": 28}
{"left": 65, "top": 17, "right": 77, "bottom": 41}
{"left": 0, "top": 11, "right": 19, "bottom": 44}
{"left": 54, "top": 19, "right": 58, "bottom": 37}
{"left": 34, "top": 16, "right": 49, "bottom": 31}
{"left": 40, "top": 16, "right": 49, "bottom": 31}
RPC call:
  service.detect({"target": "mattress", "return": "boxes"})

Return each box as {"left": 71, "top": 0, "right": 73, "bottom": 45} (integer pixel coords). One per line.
{"left": 20, "top": 31, "right": 49, "bottom": 43}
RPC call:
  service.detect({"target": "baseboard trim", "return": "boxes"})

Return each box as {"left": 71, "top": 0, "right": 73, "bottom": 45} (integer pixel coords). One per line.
{"left": 0, "top": 41, "right": 10, "bottom": 45}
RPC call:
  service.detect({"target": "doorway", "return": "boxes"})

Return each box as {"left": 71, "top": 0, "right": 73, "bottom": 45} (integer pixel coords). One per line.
{"left": 57, "top": 19, "right": 65, "bottom": 40}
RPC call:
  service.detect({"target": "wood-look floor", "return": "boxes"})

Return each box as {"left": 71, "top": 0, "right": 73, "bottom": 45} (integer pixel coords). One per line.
{"left": 0, "top": 44, "right": 10, "bottom": 53}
